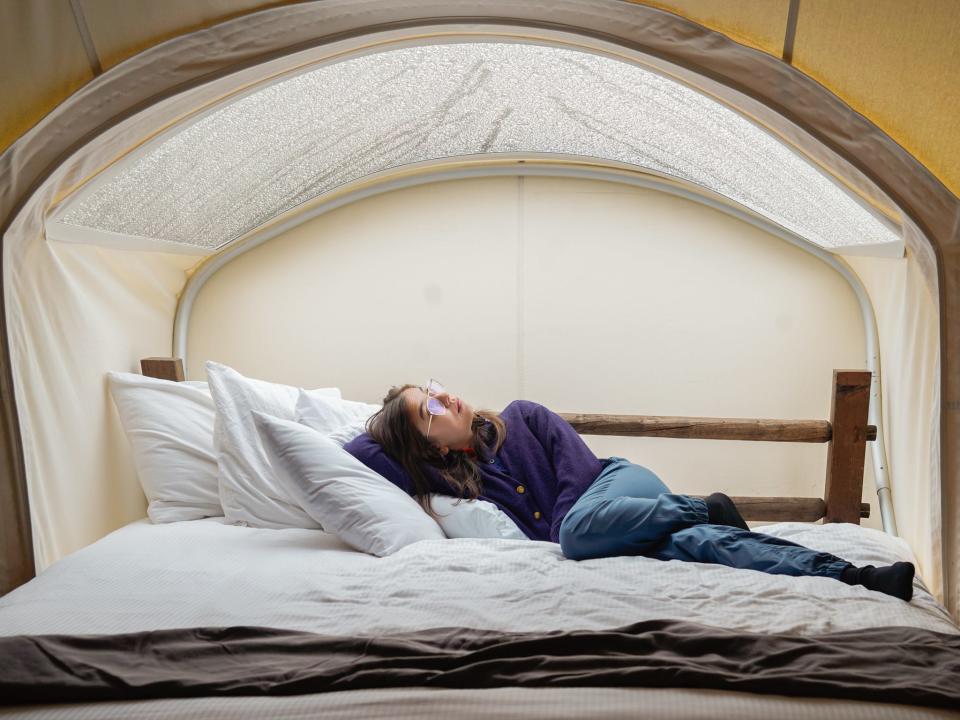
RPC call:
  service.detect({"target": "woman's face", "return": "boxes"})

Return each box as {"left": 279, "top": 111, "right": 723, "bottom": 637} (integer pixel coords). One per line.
{"left": 402, "top": 385, "right": 474, "bottom": 453}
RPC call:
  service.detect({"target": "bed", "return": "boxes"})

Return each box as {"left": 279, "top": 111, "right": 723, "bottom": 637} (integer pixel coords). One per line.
{"left": 1, "top": 517, "right": 957, "bottom": 718}
{"left": 1, "top": 365, "right": 958, "bottom": 718}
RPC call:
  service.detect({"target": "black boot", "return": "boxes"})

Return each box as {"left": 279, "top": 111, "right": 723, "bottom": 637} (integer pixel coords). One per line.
{"left": 705, "top": 492, "right": 749, "bottom": 531}
{"left": 841, "top": 562, "right": 915, "bottom": 601}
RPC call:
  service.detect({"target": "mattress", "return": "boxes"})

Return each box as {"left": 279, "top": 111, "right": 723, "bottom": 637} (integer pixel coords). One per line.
{"left": 1, "top": 518, "right": 957, "bottom": 719}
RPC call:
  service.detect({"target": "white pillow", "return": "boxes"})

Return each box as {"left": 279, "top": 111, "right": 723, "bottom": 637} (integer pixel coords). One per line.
{"left": 295, "top": 389, "right": 380, "bottom": 446}
{"left": 252, "top": 411, "right": 446, "bottom": 556}
{"left": 107, "top": 372, "right": 221, "bottom": 522}
{"left": 205, "top": 361, "right": 340, "bottom": 529}
{"left": 429, "top": 495, "right": 527, "bottom": 540}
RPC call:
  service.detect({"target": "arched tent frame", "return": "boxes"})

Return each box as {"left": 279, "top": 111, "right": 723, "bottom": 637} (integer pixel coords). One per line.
{"left": 0, "top": 0, "right": 956, "bottom": 616}
{"left": 168, "top": 152, "right": 897, "bottom": 537}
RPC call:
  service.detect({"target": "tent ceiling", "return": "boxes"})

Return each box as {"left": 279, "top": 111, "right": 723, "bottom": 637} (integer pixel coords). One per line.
{"left": 4, "top": 2, "right": 957, "bottom": 204}
{"left": 50, "top": 41, "right": 900, "bottom": 254}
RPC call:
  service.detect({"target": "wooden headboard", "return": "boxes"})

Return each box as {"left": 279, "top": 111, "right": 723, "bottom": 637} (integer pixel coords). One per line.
{"left": 142, "top": 359, "right": 870, "bottom": 524}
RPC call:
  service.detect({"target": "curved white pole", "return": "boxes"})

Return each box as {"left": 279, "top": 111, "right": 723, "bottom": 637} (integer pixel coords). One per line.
{"left": 173, "top": 158, "right": 897, "bottom": 534}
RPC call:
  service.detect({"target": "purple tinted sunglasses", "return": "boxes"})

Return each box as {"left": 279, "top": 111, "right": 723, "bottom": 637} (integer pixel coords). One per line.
{"left": 424, "top": 379, "right": 446, "bottom": 437}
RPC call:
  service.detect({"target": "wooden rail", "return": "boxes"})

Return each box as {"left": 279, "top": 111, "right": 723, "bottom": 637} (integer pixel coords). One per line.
{"left": 141, "top": 360, "right": 873, "bottom": 525}
{"left": 556, "top": 371, "right": 874, "bottom": 525}
{"left": 558, "top": 414, "right": 877, "bottom": 443}
{"left": 692, "top": 496, "right": 870, "bottom": 522}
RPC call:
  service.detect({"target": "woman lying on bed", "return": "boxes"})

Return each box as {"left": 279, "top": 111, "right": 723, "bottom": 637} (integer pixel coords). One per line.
{"left": 342, "top": 380, "right": 915, "bottom": 601}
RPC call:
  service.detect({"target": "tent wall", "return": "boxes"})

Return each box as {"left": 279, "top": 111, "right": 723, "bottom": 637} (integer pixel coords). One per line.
{"left": 186, "top": 175, "right": 883, "bottom": 528}
{"left": 846, "top": 255, "right": 943, "bottom": 599}
{"left": 0, "top": 1, "right": 956, "bottom": 617}
{"left": 5, "top": 239, "right": 194, "bottom": 569}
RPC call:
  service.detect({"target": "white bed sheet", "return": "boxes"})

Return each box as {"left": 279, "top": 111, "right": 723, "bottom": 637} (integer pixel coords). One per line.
{"left": 1, "top": 518, "right": 955, "bottom": 637}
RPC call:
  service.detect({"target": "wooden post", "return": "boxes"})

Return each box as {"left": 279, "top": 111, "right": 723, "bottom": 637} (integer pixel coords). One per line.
{"left": 823, "top": 370, "right": 871, "bottom": 524}
{"left": 140, "top": 357, "right": 184, "bottom": 382}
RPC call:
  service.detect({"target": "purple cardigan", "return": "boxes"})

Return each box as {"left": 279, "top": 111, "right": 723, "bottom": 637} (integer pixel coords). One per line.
{"left": 343, "top": 400, "right": 604, "bottom": 542}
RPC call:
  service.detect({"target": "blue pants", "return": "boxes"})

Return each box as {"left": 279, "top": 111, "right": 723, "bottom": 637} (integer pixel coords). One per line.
{"left": 559, "top": 458, "right": 852, "bottom": 580}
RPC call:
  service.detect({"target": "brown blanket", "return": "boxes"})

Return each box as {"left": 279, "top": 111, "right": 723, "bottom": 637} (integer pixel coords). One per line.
{"left": 3, "top": 619, "right": 959, "bottom": 709}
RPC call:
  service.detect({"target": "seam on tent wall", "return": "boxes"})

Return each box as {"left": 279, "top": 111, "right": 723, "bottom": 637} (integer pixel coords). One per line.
{"left": 68, "top": 0, "right": 103, "bottom": 76}
{"left": 782, "top": 0, "right": 801, "bottom": 65}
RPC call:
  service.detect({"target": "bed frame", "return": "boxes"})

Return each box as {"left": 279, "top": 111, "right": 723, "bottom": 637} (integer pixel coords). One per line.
{"left": 142, "top": 359, "right": 871, "bottom": 525}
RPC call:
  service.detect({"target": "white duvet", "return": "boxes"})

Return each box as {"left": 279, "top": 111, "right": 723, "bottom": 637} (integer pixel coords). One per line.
{"left": 0, "top": 518, "right": 955, "bottom": 638}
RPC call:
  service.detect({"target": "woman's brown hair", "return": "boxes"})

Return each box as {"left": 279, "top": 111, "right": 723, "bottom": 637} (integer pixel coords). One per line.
{"left": 366, "top": 384, "right": 506, "bottom": 519}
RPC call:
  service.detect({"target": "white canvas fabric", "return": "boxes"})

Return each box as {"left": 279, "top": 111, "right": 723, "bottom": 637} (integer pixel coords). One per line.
{"left": 106, "top": 372, "right": 220, "bottom": 522}
{"left": 253, "top": 412, "right": 445, "bottom": 555}
{"left": 205, "top": 361, "right": 340, "bottom": 529}
{"left": 846, "top": 254, "right": 943, "bottom": 600}
{"left": 294, "top": 388, "right": 379, "bottom": 447}
{"left": 5, "top": 240, "right": 199, "bottom": 569}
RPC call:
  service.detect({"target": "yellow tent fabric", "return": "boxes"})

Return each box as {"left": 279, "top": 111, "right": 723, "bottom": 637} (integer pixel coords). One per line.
{"left": 644, "top": 0, "right": 960, "bottom": 202}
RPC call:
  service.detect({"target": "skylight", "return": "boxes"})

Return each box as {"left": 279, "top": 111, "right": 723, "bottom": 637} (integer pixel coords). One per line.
{"left": 53, "top": 42, "right": 900, "bottom": 253}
